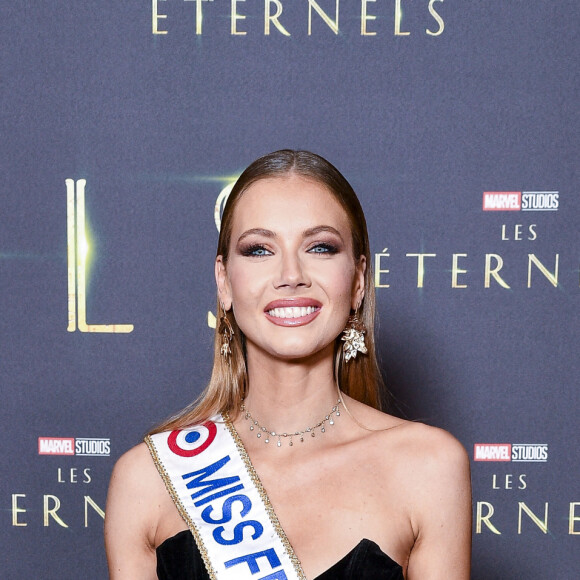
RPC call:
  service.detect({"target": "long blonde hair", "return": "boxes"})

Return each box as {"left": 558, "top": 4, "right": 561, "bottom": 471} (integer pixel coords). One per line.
{"left": 150, "top": 150, "right": 385, "bottom": 434}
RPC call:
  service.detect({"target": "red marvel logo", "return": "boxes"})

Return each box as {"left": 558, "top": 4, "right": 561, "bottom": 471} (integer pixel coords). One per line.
{"left": 473, "top": 443, "right": 512, "bottom": 461}
{"left": 38, "top": 437, "right": 75, "bottom": 455}
{"left": 482, "top": 192, "right": 521, "bottom": 211}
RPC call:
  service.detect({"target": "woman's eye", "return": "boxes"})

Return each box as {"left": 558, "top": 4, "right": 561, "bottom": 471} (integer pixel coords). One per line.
{"left": 241, "top": 245, "right": 272, "bottom": 257}
{"left": 308, "top": 243, "right": 338, "bottom": 254}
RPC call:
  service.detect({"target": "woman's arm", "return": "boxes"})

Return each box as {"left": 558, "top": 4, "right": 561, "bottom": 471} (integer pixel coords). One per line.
{"left": 105, "top": 443, "right": 160, "bottom": 580}
{"left": 405, "top": 428, "right": 472, "bottom": 579}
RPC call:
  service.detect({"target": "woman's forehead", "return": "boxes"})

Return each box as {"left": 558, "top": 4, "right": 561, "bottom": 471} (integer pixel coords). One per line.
{"left": 231, "top": 175, "right": 350, "bottom": 232}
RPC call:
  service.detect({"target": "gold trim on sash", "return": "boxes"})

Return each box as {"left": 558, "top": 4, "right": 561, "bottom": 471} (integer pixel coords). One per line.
{"left": 224, "top": 413, "right": 306, "bottom": 580}
{"left": 145, "top": 435, "right": 218, "bottom": 580}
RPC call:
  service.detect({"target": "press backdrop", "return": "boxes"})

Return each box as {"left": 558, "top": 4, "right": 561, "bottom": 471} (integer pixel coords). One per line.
{"left": 1, "top": 1, "right": 578, "bottom": 578}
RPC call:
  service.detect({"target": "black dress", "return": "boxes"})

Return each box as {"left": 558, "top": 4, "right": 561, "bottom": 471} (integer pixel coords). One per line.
{"left": 157, "top": 530, "right": 404, "bottom": 580}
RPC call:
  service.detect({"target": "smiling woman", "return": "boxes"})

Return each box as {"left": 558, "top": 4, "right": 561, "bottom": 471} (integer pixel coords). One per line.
{"left": 105, "top": 150, "right": 472, "bottom": 580}
{"left": 217, "top": 175, "right": 363, "bottom": 366}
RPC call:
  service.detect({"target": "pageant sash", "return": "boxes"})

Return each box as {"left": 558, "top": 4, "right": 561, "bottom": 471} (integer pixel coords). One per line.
{"left": 146, "top": 416, "right": 304, "bottom": 580}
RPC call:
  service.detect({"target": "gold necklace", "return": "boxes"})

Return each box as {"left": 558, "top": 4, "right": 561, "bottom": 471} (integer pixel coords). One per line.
{"left": 240, "top": 398, "right": 341, "bottom": 447}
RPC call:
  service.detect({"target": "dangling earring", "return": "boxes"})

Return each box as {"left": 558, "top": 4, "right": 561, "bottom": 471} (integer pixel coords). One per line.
{"left": 341, "top": 309, "right": 367, "bottom": 362}
{"left": 219, "top": 306, "right": 234, "bottom": 360}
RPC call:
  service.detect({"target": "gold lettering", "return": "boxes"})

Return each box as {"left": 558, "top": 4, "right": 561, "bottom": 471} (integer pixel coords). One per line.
{"left": 152, "top": 0, "right": 168, "bottom": 35}
{"left": 43, "top": 495, "right": 69, "bottom": 528}
{"left": 208, "top": 310, "right": 217, "bottom": 329}
{"left": 84, "top": 496, "right": 105, "bottom": 527}
{"left": 308, "top": 0, "right": 339, "bottom": 35}
{"left": 426, "top": 0, "right": 445, "bottom": 37}
{"left": 476, "top": 501, "right": 501, "bottom": 534}
{"left": 66, "top": 179, "right": 134, "bottom": 333}
{"left": 569, "top": 502, "right": 580, "bottom": 535}
{"left": 406, "top": 253, "right": 436, "bottom": 288}
{"left": 394, "top": 0, "right": 410, "bottom": 36}
{"left": 361, "top": 0, "right": 377, "bottom": 36}
{"left": 527, "top": 254, "right": 559, "bottom": 288}
{"left": 12, "top": 494, "right": 27, "bottom": 527}
{"left": 374, "top": 249, "right": 390, "bottom": 288}
{"left": 72, "top": 177, "right": 89, "bottom": 330}
{"left": 518, "top": 502, "right": 548, "bottom": 534}
{"left": 66, "top": 179, "right": 77, "bottom": 331}
{"left": 215, "top": 183, "right": 236, "bottom": 232}
{"left": 484, "top": 254, "right": 510, "bottom": 288}
{"left": 184, "top": 0, "right": 205, "bottom": 35}
{"left": 231, "top": 0, "right": 247, "bottom": 35}
{"left": 451, "top": 253, "right": 468, "bottom": 288}
{"left": 265, "top": 0, "right": 291, "bottom": 36}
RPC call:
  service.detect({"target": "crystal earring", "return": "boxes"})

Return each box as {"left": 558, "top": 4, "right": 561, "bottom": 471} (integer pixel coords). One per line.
{"left": 341, "top": 310, "right": 367, "bottom": 362}
{"left": 219, "top": 307, "right": 234, "bottom": 360}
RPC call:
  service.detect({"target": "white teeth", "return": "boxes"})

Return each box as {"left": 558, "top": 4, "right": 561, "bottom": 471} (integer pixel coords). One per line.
{"left": 268, "top": 306, "right": 316, "bottom": 318}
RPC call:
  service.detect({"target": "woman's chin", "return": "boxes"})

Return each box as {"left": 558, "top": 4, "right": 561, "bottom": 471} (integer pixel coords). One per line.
{"left": 248, "top": 340, "right": 334, "bottom": 364}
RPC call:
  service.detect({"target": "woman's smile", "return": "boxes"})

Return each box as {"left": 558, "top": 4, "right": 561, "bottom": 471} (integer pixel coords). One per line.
{"left": 264, "top": 298, "right": 322, "bottom": 327}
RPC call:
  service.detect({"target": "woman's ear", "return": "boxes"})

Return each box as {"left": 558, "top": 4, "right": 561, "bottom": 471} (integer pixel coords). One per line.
{"left": 351, "top": 255, "right": 366, "bottom": 310}
{"left": 215, "top": 256, "right": 232, "bottom": 311}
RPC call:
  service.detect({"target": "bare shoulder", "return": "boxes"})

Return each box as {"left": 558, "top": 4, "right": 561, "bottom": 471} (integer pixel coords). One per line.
{"left": 382, "top": 423, "right": 472, "bottom": 577}
{"left": 106, "top": 441, "right": 162, "bottom": 539}
{"left": 390, "top": 420, "right": 470, "bottom": 470}
{"left": 346, "top": 397, "right": 468, "bottom": 470}
{"left": 110, "top": 440, "right": 160, "bottom": 488}
{"left": 389, "top": 421, "right": 471, "bottom": 512}
{"left": 105, "top": 441, "right": 169, "bottom": 579}
{"left": 346, "top": 397, "right": 470, "bottom": 504}
{"left": 107, "top": 441, "right": 167, "bottom": 519}
{"left": 346, "top": 401, "right": 472, "bottom": 576}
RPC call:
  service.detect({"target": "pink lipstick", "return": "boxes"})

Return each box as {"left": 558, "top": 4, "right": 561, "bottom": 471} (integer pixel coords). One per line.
{"left": 264, "top": 298, "right": 322, "bottom": 327}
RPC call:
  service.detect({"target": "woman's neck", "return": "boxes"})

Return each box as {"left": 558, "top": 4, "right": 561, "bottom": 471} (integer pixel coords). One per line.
{"left": 242, "top": 345, "right": 339, "bottom": 436}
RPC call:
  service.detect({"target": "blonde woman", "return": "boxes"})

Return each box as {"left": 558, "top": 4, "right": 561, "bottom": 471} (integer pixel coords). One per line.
{"left": 105, "top": 150, "right": 471, "bottom": 579}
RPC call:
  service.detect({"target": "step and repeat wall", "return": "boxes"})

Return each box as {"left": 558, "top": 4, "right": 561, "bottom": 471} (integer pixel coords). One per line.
{"left": 2, "top": 1, "right": 578, "bottom": 578}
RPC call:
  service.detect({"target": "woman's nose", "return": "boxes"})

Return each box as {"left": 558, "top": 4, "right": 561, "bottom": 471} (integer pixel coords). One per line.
{"left": 274, "top": 252, "right": 311, "bottom": 289}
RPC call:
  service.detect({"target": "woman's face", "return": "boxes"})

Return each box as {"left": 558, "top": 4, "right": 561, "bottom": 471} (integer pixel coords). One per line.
{"left": 216, "top": 174, "right": 365, "bottom": 363}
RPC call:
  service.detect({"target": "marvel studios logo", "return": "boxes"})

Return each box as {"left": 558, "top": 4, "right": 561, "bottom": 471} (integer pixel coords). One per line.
{"left": 38, "top": 437, "right": 110, "bottom": 456}
{"left": 473, "top": 443, "right": 548, "bottom": 462}
{"left": 482, "top": 191, "right": 559, "bottom": 211}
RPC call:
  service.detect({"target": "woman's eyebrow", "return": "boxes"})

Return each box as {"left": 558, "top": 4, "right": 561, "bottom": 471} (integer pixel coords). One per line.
{"left": 303, "top": 225, "right": 344, "bottom": 240}
{"left": 237, "top": 228, "right": 277, "bottom": 243}
{"left": 237, "top": 225, "right": 343, "bottom": 244}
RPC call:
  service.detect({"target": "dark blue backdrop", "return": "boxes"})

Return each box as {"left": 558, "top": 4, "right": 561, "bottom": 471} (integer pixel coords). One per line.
{"left": 1, "top": 1, "right": 578, "bottom": 578}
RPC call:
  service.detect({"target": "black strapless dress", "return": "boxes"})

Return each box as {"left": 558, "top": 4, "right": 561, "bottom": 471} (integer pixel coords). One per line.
{"left": 157, "top": 530, "right": 404, "bottom": 580}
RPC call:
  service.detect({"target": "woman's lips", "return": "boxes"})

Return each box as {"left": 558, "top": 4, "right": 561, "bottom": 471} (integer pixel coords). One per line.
{"left": 264, "top": 299, "right": 322, "bottom": 327}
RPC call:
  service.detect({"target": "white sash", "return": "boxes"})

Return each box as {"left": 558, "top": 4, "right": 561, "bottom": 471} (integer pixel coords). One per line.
{"left": 146, "top": 416, "right": 305, "bottom": 580}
